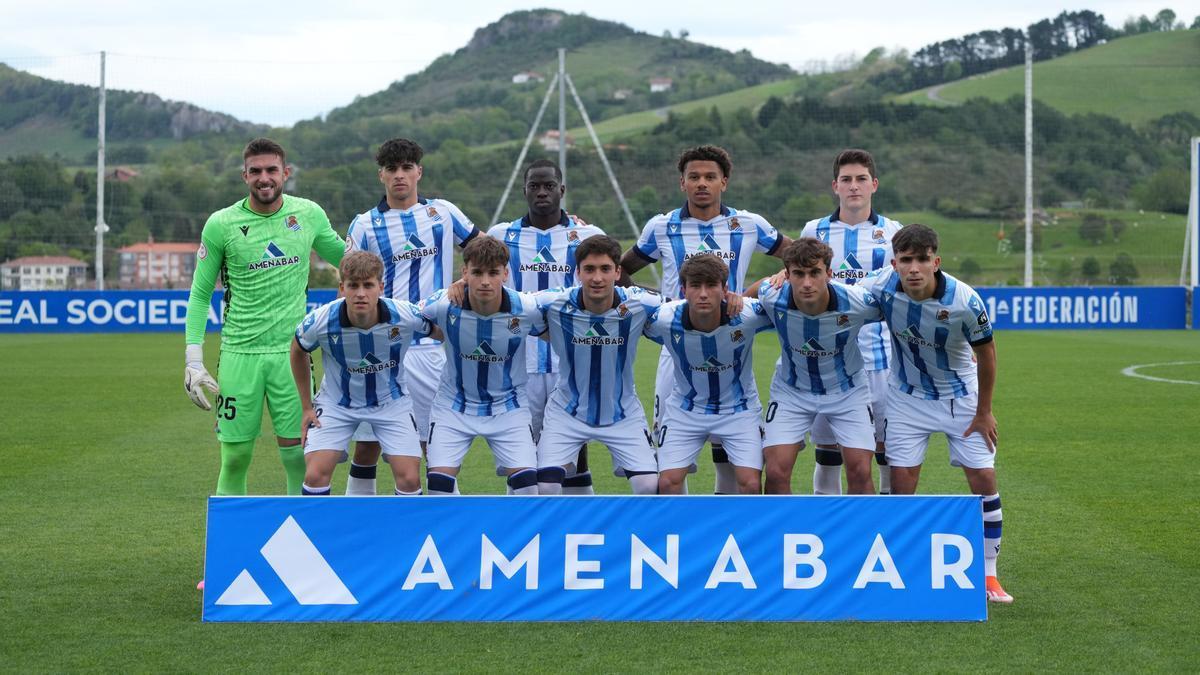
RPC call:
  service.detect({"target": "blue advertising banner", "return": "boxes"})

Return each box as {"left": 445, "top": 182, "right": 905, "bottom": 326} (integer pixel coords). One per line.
{"left": 0, "top": 290, "right": 336, "bottom": 333}
{"left": 1193, "top": 289, "right": 1199, "bottom": 330}
{"left": 975, "top": 286, "right": 1186, "bottom": 329}
{"left": 202, "top": 496, "right": 985, "bottom": 622}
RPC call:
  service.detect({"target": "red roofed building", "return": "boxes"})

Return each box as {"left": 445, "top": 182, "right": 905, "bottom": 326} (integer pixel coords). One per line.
{"left": 0, "top": 256, "right": 89, "bottom": 290}
{"left": 118, "top": 239, "right": 199, "bottom": 288}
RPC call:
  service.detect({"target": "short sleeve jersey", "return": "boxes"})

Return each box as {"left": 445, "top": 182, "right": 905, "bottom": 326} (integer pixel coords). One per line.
{"left": 758, "top": 280, "right": 883, "bottom": 396}
{"left": 295, "top": 298, "right": 431, "bottom": 409}
{"left": 487, "top": 211, "right": 605, "bottom": 374}
{"left": 346, "top": 196, "right": 479, "bottom": 305}
{"left": 193, "top": 195, "right": 344, "bottom": 353}
{"left": 420, "top": 288, "right": 547, "bottom": 416}
{"left": 634, "top": 204, "right": 781, "bottom": 300}
{"left": 643, "top": 299, "right": 773, "bottom": 415}
{"left": 536, "top": 285, "right": 662, "bottom": 426}
{"left": 801, "top": 210, "right": 903, "bottom": 371}
{"left": 861, "top": 267, "right": 993, "bottom": 400}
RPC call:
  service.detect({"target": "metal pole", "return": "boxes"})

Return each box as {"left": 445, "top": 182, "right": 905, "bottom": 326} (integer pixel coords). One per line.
{"left": 95, "top": 50, "right": 108, "bottom": 291}
{"left": 490, "top": 74, "right": 559, "bottom": 226}
{"left": 1023, "top": 36, "right": 1033, "bottom": 288}
{"left": 1187, "top": 136, "right": 1198, "bottom": 288}
{"left": 558, "top": 48, "right": 567, "bottom": 212}
{"left": 564, "top": 74, "right": 658, "bottom": 285}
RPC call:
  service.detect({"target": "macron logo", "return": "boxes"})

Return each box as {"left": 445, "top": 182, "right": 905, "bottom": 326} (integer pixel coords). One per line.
{"left": 215, "top": 516, "right": 357, "bottom": 606}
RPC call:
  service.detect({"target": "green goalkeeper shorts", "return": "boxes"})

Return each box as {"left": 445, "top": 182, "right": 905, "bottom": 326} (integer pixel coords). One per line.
{"left": 214, "top": 350, "right": 304, "bottom": 442}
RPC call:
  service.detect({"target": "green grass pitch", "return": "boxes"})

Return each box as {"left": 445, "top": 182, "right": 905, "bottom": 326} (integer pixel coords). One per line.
{"left": 1, "top": 330, "right": 1197, "bottom": 671}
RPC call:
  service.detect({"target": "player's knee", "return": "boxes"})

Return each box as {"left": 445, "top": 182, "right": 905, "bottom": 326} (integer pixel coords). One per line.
{"left": 658, "top": 471, "right": 685, "bottom": 494}
{"left": 764, "top": 462, "right": 793, "bottom": 486}
{"left": 736, "top": 475, "right": 761, "bottom": 495}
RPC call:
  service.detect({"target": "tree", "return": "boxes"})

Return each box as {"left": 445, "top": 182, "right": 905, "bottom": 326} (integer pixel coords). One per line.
{"left": 1109, "top": 252, "right": 1139, "bottom": 285}
{"left": 1052, "top": 259, "right": 1074, "bottom": 284}
{"left": 1192, "top": 15, "right": 1200, "bottom": 29}
{"left": 1132, "top": 169, "right": 1189, "bottom": 214}
{"left": 1153, "top": 9, "right": 1177, "bottom": 31}
{"left": 1081, "top": 256, "right": 1102, "bottom": 283}
{"left": 1078, "top": 212, "right": 1107, "bottom": 244}
{"left": 959, "top": 258, "right": 982, "bottom": 282}
{"left": 1109, "top": 218, "right": 1127, "bottom": 242}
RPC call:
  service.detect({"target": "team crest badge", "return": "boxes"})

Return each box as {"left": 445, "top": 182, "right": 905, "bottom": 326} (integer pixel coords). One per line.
{"left": 567, "top": 231, "right": 580, "bottom": 242}
{"left": 617, "top": 303, "right": 629, "bottom": 317}
{"left": 427, "top": 206, "right": 440, "bottom": 219}
{"left": 731, "top": 329, "right": 744, "bottom": 343}
{"left": 286, "top": 215, "right": 301, "bottom": 231}
{"left": 730, "top": 217, "right": 741, "bottom": 231}
{"left": 389, "top": 326, "right": 402, "bottom": 341}
{"left": 937, "top": 309, "right": 951, "bottom": 322}
{"left": 197, "top": 243, "right": 207, "bottom": 260}
{"left": 508, "top": 318, "right": 521, "bottom": 334}
{"left": 837, "top": 314, "right": 849, "bottom": 327}
{"left": 872, "top": 228, "right": 884, "bottom": 242}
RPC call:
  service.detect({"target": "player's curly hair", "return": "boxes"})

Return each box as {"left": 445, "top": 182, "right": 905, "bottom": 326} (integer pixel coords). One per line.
{"left": 679, "top": 253, "right": 729, "bottom": 288}
{"left": 892, "top": 223, "right": 940, "bottom": 255}
{"left": 463, "top": 235, "right": 510, "bottom": 269}
{"left": 243, "top": 138, "right": 286, "bottom": 163}
{"left": 376, "top": 138, "right": 424, "bottom": 167}
{"left": 782, "top": 238, "right": 834, "bottom": 273}
{"left": 524, "top": 158, "right": 563, "bottom": 183}
{"left": 340, "top": 251, "right": 384, "bottom": 283}
{"left": 574, "top": 235, "right": 622, "bottom": 267}
{"left": 677, "top": 145, "right": 732, "bottom": 178}
{"left": 833, "top": 149, "right": 877, "bottom": 180}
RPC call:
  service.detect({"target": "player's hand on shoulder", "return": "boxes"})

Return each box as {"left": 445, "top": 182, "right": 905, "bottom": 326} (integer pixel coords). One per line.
{"left": 724, "top": 290, "right": 744, "bottom": 317}
{"left": 567, "top": 213, "right": 590, "bottom": 227}
{"left": 965, "top": 410, "right": 998, "bottom": 453}
{"left": 446, "top": 278, "right": 466, "bottom": 306}
{"left": 767, "top": 269, "right": 787, "bottom": 290}
{"left": 184, "top": 344, "right": 218, "bottom": 411}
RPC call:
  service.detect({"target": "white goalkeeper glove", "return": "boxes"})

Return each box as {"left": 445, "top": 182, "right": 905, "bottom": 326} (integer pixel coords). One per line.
{"left": 184, "top": 344, "right": 219, "bottom": 411}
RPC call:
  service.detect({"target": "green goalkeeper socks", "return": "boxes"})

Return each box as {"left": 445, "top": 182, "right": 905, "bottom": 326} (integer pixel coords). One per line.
{"left": 216, "top": 440, "right": 256, "bottom": 496}
{"left": 278, "top": 444, "right": 306, "bottom": 496}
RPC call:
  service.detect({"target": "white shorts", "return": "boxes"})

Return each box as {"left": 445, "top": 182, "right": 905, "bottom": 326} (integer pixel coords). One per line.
{"left": 762, "top": 382, "right": 875, "bottom": 451}
{"left": 811, "top": 369, "right": 888, "bottom": 446}
{"left": 525, "top": 372, "right": 556, "bottom": 442}
{"left": 538, "top": 400, "right": 657, "bottom": 473}
{"left": 306, "top": 396, "right": 421, "bottom": 460}
{"left": 657, "top": 406, "right": 763, "bottom": 471}
{"left": 353, "top": 343, "right": 443, "bottom": 443}
{"left": 426, "top": 406, "right": 536, "bottom": 473}
{"left": 884, "top": 389, "right": 994, "bottom": 469}
{"left": 653, "top": 348, "right": 673, "bottom": 434}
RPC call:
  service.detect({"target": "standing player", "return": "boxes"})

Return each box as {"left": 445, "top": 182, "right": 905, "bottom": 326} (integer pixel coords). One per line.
{"left": 290, "top": 251, "right": 439, "bottom": 496}
{"left": 862, "top": 224, "right": 1011, "bottom": 604}
{"left": 620, "top": 145, "right": 791, "bottom": 493}
{"left": 419, "top": 236, "right": 546, "bottom": 496}
{"left": 488, "top": 159, "right": 605, "bottom": 494}
{"left": 533, "top": 235, "right": 661, "bottom": 495}
{"left": 342, "top": 138, "right": 481, "bottom": 495}
{"left": 755, "top": 239, "right": 883, "bottom": 494}
{"left": 801, "top": 149, "right": 903, "bottom": 495}
{"left": 183, "top": 138, "right": 345, "bottom": 497}
{"left": 644, "top": 254, "right": 773, "bottom": 495}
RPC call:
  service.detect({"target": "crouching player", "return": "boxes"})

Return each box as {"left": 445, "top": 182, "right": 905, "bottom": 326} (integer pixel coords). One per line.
{"left": 644, "top": 253, "right": 773, "bottom": 494}
{"left": 534, "top": 236, "right": 662, "bottom": 495}
{"left": 289, "top": 251, "right": 439, "bottom": 496}
{"left": 862, "top": 223, "right": 1011, "bottom": 603}
{"left": 419, "top": 236, "right": 547, "bottom": 496}
{"left": 755, "top": 239, "right": 883, "bottom": 494}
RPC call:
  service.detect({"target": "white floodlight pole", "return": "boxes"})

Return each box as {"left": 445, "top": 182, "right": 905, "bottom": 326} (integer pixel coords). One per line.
{"left": 490, "top": 74, "right": 560, "bottom": 226}
{"left": 1187, "top": 137, "right": 1198, "bottom": 289}
{"left": 558, "top": 48, "right": 567, "bottom": 212}
{"left": 1023, "top": 36, "right": 1033, "bottom": 288}
{"left": 95, "top": 51, "right": 109, "bottom": 290}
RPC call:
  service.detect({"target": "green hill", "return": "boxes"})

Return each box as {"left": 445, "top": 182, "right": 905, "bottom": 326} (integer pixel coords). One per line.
{"left": 891, "top": 30, "right": 1200, "bottom": 125}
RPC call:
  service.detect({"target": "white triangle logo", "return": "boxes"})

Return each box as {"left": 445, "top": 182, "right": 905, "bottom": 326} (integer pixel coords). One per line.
{"left": 215, "top": 569, "right": 270, "bottom": 605}
{"left": 214, "top": 515, "right": 358, "bottom": 606}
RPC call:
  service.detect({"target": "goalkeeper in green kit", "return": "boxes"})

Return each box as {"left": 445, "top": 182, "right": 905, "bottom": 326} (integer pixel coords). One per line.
{"left": 184, "top": 138, "right": 345, "bottom": 496}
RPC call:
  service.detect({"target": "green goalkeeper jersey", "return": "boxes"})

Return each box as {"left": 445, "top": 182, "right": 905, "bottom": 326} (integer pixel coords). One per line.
{"left": 185, "top": 195, "right": 345, "bottom": 353}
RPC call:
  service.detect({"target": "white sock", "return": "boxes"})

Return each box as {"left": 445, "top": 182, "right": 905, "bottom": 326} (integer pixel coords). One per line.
{"left": 537, "top": 467, "right": 566, "bottom": 495}
{"left": 345, "top": 462, "right": 377, "bottom": 496}
{"left": 813, "top": 447, "right": 843, "bottom": 495}
{"left": 562, "top": 470, "right": 594, "bottom": 495}
{"left": 627, "top": 473, "right": 658, "bottom": 495}
{"left": 506, "top": 469, "right": 538, "bottom": 495}
{"left": 302, "top": 483, "right": 331, "bottom": 496}
{"left": 394, "top": 488, "right": 421, "bottom": 496}
{"left": 876, "top": 451, "right": 892, "bottom": 495}
{"left": 983, "top": 493, "right": 1002, "bottom": 576}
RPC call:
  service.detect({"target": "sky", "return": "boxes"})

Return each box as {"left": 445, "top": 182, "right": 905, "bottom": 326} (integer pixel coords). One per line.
{"left": 1, "top": 0, "right": 1195, "bottom": 127}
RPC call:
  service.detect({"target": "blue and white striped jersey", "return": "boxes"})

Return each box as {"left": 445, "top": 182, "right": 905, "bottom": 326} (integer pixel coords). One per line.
{"left": 800, "top": 210, "right": 902, "bottom": 371}
{"left": 536, "top": 285, "right": 662, "bottom": 426}
{"left": 643, "top": 299, "right": 773, "bottom": 415}
{"left": 634, "top": 204, "right": 781, "bottom": 300}
{"left": 758, "top": 280, "right": 883, "bottom": 395}
{"left": 295, "top": 298, "right": 431, "bottom": 409}
{"left": 861, "top": 267, "right": 993, "bottom": 400}
{"left": 346, "top": 195, "right": 479, "bottom": 315}
{"left": 486, "top": 211, "right": 606, "bottom": 375}
{"left": 420, "top": 287, "right": 547, "bottom": 416}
